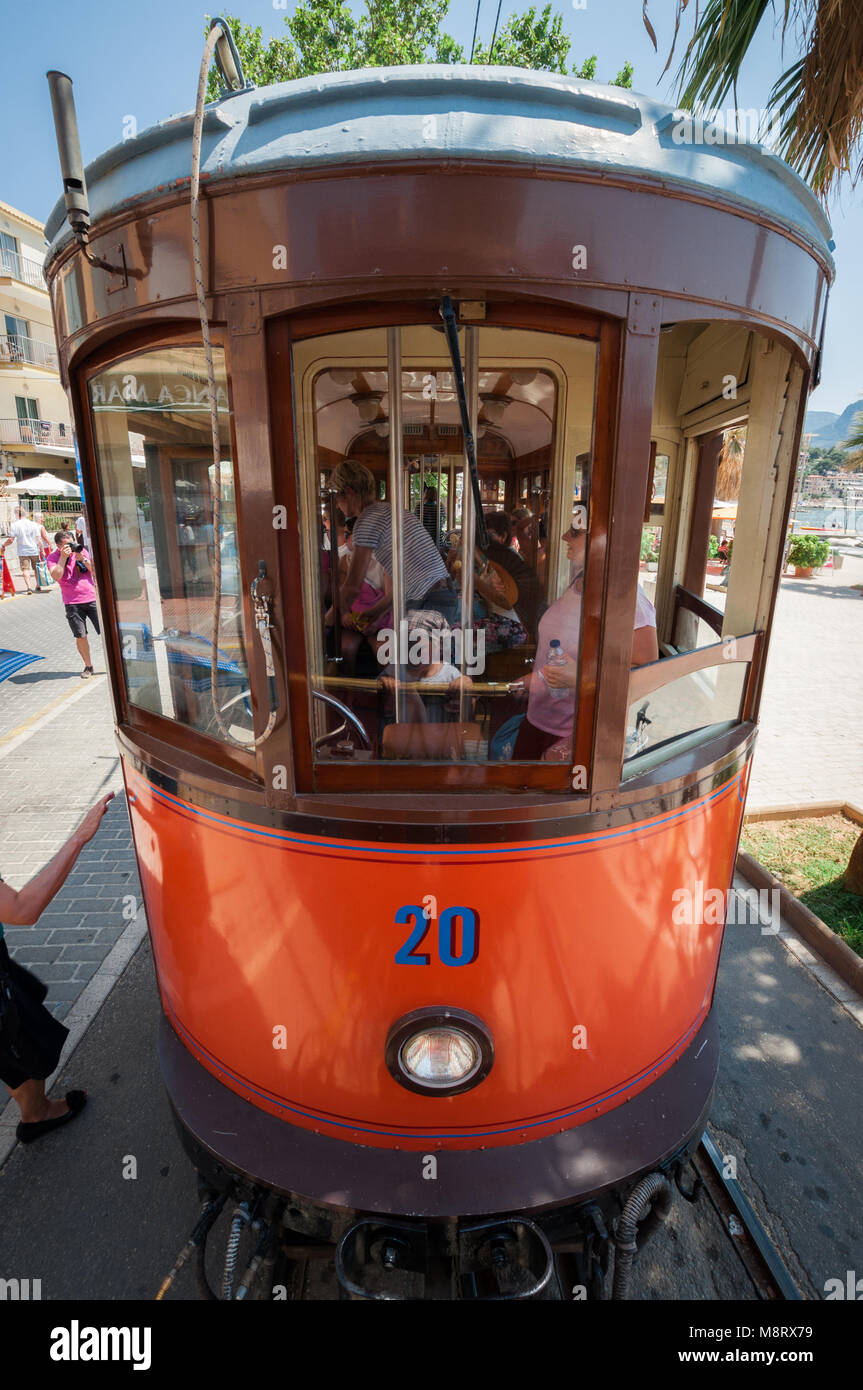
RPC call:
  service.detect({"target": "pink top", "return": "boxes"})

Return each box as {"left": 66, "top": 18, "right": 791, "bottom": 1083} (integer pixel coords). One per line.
{"left": 45, "top": 548, "right": 97, "bottom": 605}
{"left": 528, "top": 579, "right": 656, "bottom": 737}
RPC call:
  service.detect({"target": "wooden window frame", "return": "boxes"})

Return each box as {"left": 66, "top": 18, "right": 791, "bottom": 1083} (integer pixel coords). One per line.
{"left": 75, "top": 323, "right": 262, "bottom": 783}
{"left": 270, "top": 302, "right": 619, "bottom": 795}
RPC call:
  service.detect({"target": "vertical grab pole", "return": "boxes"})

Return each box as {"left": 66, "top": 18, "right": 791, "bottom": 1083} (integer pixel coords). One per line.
{"left": 326, "top": 487, "right": 343, "bottom": 666}
{"left": 436, "top": 455, "right": 442, "bottom": 546}
{"left": 387, "top": 327, "right": 406, "bottom": 723}
{"left": 460, "top": 326, "right": 479, "bottom": 722}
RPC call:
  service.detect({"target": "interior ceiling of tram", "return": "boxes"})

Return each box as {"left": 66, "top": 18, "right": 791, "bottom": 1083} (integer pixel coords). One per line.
{"left": 308, "top": 325, "right": 597, "bottom": 467}
{"left": 315, "top": 367, "right": 556, "bottom": 459}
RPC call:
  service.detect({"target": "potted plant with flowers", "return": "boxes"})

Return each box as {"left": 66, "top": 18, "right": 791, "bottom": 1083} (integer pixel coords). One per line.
{"left": 787, "top": 534, "right": 830, "bottom": 578}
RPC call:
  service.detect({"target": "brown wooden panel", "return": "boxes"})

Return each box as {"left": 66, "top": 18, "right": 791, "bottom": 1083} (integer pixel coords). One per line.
{"left": 674, "top": 584, "right": 724, "bottom": 638}
{"left": 590, "top": 302, "right": 660, "bottom": 794}
{"left": 572, "top": 318, "right": 619, "bottom": 788}
{"left": 644, "top": 439, "right": 657, "bottom": 524}
{"left": 266, "top": 314, "right": 314, "bottom": 793}
{"left": 683, "top": 432, "right": 722, "bottom": 596}
{"left": 50, "top": 165, "right": 827, "bottom": 367}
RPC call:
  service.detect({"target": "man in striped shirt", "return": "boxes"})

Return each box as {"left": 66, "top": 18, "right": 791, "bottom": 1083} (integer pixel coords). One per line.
{"left": 328, "top": 461, "right": 460, "bottom": 627}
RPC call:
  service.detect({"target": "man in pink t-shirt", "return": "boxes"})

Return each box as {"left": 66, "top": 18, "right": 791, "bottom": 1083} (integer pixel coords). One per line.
{"left": 46, "top": 530, "right": 100, "bottom": 678}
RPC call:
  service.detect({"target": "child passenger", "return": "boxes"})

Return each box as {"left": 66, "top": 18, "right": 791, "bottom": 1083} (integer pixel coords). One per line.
{"left": 380, "top": 610, "right": 473, "bottom": 723}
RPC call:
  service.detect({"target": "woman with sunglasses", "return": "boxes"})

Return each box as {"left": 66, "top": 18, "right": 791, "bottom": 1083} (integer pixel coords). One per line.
{"left": 511, "top": 520, "right": 658, "bottom": 760}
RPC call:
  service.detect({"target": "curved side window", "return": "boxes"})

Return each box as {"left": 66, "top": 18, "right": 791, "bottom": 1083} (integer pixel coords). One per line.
{"left": 88, "top": 346, "right": 252, "bottom": 744}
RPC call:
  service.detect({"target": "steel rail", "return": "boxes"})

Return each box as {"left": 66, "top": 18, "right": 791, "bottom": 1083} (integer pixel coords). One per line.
{"left": 693, "top": 1131, "right": 802, "bottom": 1301}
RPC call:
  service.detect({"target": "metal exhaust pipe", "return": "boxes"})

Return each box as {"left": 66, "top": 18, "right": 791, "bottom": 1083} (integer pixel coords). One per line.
{"left": 46, "top": 71, "right": 90, "bottom": 236}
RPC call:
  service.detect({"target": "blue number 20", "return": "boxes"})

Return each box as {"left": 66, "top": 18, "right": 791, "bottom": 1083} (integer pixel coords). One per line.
{"left": 394, "top": 905, "right": 478, "bottom": 967}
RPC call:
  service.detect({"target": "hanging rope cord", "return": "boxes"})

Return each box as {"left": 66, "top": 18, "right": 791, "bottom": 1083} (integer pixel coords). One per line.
{"left": 190, "top": 24, "right": 277, "bottom": 749}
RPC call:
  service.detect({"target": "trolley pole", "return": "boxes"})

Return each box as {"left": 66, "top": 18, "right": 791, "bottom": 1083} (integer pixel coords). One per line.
{"left": 387, "top": 327, "right": 406, "bottom": 722}
{"left": 326, "top": 487, "right": 343, "bottom": 666}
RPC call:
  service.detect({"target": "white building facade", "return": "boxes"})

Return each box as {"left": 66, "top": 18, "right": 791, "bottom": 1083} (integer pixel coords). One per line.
{"left": 0, "top": 200, "right": 76, "bottom": 497}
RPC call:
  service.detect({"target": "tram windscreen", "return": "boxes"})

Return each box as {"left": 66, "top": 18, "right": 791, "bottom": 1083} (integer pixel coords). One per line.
{"left": 292, "top": 324, "right": 598, "bottom": 768}
{"left": 87, "top": 346, "right": 253, "bottom": 744}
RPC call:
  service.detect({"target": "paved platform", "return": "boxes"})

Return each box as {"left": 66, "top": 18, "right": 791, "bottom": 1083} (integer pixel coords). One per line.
{"left": 748, "top": 550, "right": 863, "bottom": 808}
{"left": 0, "top": 591, "right": 139, "bottom": 1022}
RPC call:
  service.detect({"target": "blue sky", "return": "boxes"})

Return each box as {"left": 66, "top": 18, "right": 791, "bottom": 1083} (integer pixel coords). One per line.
{"left": 3, "top": 0, "right": 859, "bottom": 413}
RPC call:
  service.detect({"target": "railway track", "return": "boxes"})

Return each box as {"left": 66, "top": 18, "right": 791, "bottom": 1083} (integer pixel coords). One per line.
{"left": 689, "top": 1131, "right": 802, "bottom": 1301}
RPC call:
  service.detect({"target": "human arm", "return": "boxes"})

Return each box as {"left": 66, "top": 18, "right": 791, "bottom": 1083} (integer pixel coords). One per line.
{"left": 507, "top": 671, "right": 534, "bottom": 699}
{"left": 325, "top": 543, "right": 374, "bottom": 624}
{"left": 447, "top": 673, "right": 474, "bottom": 694}
{"left": 49, "top": 543, "right": 72, "bottom": 582}
{"left": 0, "top": 793, "right": 116, "bottom": 926}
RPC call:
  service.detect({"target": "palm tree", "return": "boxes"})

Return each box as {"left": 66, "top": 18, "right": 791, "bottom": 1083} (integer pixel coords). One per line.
{"left": 841, "top": 409, "right": 863, "bottom": 471}
{"left": 717, "top": 426, "right": 746, "bottom": 499}
{"left": 644, "top": 0, "right": 863, "bottom": 199}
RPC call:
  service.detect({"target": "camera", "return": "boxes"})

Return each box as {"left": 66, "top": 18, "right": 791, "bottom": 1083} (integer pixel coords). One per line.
{"left": 70, "top": 539, "right": 85, "bottom": 553}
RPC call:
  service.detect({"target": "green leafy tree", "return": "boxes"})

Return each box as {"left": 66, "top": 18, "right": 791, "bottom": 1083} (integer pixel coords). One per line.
{"left": 473, "top": 4, "right": 632, "bottom": 84}
{"left": 805, "top": 443, "right": 853, "bottom": 476}
{"left": 205, "top": 3, "right": 632, "bottom": 99}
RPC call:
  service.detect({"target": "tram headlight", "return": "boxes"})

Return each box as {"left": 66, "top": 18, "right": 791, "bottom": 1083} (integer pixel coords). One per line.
{"left": 386, "top": 1008, "right": 493, "bottom": 1097}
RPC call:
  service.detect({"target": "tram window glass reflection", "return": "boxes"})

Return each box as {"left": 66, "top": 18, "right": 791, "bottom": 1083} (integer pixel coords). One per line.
{"left": 88, "top": 346, "right": 252, "bottom": 744}
{"left": 622, "top": 659, "right": 748, "bottom": 779}
{"left": 292, "top": 325, "right": 599, "bottom": 768}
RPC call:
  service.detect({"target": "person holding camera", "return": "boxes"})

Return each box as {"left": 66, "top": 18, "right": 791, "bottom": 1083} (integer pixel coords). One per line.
{"left": 46, "top": 529, "right": 100, "bottom": 678}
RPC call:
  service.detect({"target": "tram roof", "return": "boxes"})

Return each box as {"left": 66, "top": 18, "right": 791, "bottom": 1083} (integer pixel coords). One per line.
{"left": 45, "top": 64, "right": 833, "bottom": 266}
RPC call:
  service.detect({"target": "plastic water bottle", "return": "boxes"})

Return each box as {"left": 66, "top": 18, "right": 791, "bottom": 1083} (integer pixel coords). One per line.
{"left": 544, "top": 639, "right": 570, "bottom": 700}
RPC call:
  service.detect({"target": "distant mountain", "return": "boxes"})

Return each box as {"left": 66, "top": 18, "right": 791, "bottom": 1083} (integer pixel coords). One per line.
{"left": 806, "top": 399, "right": 863, "bottom": 448}
{"left": 804, "top": 409, "right": 838, "bottom": 435}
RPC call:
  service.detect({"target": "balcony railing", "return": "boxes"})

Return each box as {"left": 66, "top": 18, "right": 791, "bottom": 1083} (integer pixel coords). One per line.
{"left": 0, "top": 334, "right": 58, "bottom": 370}
{"left": 0, "top": 417, "right": 73, "bottom": 448}
{"left": 0, "top": 247, "right": 47, "bottom": 291}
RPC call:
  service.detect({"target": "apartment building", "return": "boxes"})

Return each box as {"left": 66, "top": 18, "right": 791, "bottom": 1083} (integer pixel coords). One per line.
{"left": 0, "top": 200, "right": 75, "bottom": 489}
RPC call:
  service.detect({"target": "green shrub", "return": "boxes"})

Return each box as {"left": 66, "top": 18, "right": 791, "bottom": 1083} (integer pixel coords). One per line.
{"left": 707, "top": 534, "right": 719, "bottom": 559}
{"left": 787, "top": 534, "right": 830, "bottom": 569}
{"left": 640, "top": 528, "right": 656, "bottom": 561}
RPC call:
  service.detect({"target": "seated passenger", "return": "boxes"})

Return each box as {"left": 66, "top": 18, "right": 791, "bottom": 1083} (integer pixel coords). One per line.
{"left": 380, "top": 610, "right": 473, "bottom": 724}
{"left": 511, "top": 518, "right": 658, "bottom": 760}
{"left": 445, "top": 529, "right": 527, "bottom": 652}
{"left": 482, "top": 510, "right": 544, "bottom": 636}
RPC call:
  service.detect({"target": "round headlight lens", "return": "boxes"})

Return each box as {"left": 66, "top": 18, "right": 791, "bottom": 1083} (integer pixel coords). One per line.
{"left": 401, "top": 1027, "right": 480, "bottom": 1086}
{"left": 386, "top": 1008, "right": 494, "bottom": 1097}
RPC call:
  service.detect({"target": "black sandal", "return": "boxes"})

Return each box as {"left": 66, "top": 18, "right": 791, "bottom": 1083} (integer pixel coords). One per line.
{"left": 16, "top": 1090, "right": 87, "bottom": 1144}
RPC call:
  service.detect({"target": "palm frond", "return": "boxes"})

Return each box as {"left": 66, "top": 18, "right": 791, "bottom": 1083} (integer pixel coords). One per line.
{"left": 842, "top": 409, "right": 863, "bottom": 451}
{"left": 646, "top": 0, "right": 863, "bottom": 199}
{"left": 717, "top": 425, "right": 747, "bottom": 499}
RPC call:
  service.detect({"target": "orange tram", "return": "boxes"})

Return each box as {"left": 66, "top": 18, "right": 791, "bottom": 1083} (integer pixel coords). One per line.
{"left": 44, "top": 29, "right": 832, "bottom": 1299}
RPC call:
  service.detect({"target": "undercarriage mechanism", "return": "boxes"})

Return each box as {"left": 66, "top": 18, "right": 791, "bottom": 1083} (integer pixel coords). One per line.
{"left": 156, "top": 1128, "right": 701, "bottom": 1301}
